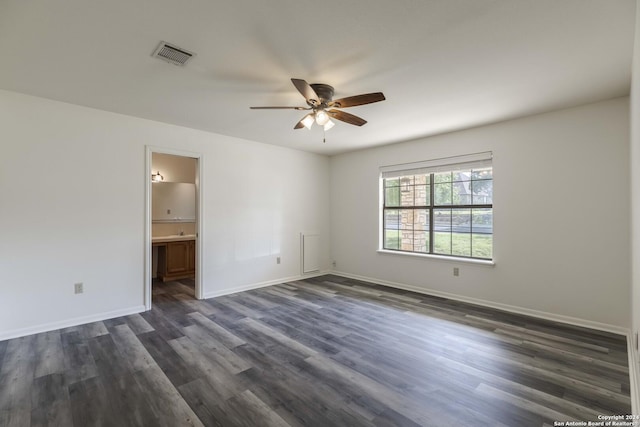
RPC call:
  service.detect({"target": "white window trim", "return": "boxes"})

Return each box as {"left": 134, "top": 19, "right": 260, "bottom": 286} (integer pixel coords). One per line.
{"left": 377, "top": 249, "right": 495, "bottom": 266}
{"left": 379, "top": 151, "right": 494, "bottom": 261}
{"left": 380, "top": 151, "right": 492, "bottom": 178}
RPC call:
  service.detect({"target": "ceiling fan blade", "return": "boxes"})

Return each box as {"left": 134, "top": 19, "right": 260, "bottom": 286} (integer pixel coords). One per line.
{"left": 250, "top": 106, "right": 309, "bottom": 110}
{"left": 327, "top": 109, "right": 367, "bottom": 126}
{"left": 329, "top": 92, "right": 385, "bottom": 108}
{"left": 291, "top": 78, "right": 320, "bottom": 105}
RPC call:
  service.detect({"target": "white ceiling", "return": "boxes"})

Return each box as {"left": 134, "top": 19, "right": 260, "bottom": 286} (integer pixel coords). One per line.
{"left": 0, "top": 0, "right": 635, "bottom": 155}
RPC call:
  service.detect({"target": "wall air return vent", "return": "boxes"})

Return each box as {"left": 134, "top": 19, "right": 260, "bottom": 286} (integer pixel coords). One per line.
{"left": 152, "top": 41, "right": 195, "bottom": 66}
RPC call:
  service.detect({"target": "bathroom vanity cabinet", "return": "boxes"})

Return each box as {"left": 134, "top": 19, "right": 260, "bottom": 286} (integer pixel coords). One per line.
{"left": 153, "top": 237, "right": 195, "bottom": 282}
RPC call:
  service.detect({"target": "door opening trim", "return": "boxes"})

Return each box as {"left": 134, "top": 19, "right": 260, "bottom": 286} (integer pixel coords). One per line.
{"left": 144, "top": 146, "right": 204, "bottom": 309}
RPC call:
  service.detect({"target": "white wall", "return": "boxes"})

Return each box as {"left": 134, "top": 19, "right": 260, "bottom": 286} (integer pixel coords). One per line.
{"left": 0, "top": 89, "right": 330, "bottom": 339}
{"left": 330, "top": 97, "right": 630, "bottom": 330}
{"left": 632, "top": 0, "right": 640, "bottom": 345}
{"left": 0, "top": 87, "right": 630, "bottom": 338}
{"left": 629, "top": 0, "right": 640, "bottom": 413}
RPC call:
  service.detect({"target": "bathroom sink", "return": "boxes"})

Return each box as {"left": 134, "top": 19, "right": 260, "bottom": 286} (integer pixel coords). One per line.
{"left": 152, "top": 234, "right": 196, "bottom": 243}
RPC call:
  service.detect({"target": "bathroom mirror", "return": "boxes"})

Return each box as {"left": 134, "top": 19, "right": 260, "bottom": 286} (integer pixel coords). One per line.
{"left": 152, "top": 182, "right": 196, "bottom": 222}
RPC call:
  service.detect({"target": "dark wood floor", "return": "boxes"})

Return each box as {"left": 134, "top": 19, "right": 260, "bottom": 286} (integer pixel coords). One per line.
{"left": 0, "top": 275, "right": 631, "bottom": 426}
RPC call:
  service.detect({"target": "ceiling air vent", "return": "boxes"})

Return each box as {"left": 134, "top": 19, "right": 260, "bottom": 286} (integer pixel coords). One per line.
{"left": 152, "top": 41, "right": 195, "bottom": 66}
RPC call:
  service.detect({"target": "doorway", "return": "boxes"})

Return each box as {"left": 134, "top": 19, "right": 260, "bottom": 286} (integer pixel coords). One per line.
{"left": 144, "top": 146, "right": 203, "bottom": 309}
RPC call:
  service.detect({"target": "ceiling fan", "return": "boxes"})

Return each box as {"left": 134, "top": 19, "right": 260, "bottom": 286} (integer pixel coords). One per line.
{"left": 250, "top": 78, "right": 385, "bottom": 131}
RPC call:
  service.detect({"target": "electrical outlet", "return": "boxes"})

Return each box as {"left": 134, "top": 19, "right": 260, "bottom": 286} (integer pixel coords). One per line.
{"left": 276, "top": 257, "right": 281, "bottom": 264}
{"left": 74, "top": 282, "right": 83, "bottom": 294}
{"left": 453, "top": 267, "right": 459, "bottom": 277}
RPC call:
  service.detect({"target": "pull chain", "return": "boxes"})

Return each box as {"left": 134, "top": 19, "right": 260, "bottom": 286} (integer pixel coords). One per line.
{"left": 323, "top": 128, "right": 326, "bottom": 143}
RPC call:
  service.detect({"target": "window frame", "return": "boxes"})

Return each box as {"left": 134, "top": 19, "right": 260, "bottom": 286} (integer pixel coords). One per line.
{"left": 381, "top": 162, "right": 493, "bottom": 261}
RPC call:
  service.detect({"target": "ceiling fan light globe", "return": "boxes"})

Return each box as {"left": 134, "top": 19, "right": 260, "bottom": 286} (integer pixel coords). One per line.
{"left": 323, "top": 120, "right": 335, "bottom": 131}
{"left": 315, "top": 110, "right": 329, "bottom": 126}
{"left": 301, "top": 114, "right": 314, "bottom": 129}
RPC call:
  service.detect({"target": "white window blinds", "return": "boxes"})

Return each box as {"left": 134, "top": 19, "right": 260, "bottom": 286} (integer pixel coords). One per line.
{"left": 380, "top": 151, "right": 492, "bottom": 179}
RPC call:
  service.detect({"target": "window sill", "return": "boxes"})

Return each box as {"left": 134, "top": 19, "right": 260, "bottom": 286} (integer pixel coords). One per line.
{"left": 376, "top": 249, "right": 495, "bottom": 266}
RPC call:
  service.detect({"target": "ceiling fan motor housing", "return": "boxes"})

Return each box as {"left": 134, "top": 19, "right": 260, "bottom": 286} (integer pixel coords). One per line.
{"left": 310, "top": 83, "right": 335, "bottom": 106}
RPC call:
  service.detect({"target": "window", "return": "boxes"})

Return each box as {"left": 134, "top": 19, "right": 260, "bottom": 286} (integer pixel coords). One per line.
{"left": 381, "top": 152, "right": 493, "bottom": 260}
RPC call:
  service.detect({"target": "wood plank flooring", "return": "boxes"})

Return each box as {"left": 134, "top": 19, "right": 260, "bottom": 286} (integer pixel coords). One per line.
{"left": 0, "top": 275, "right": 631, "bottom": 426}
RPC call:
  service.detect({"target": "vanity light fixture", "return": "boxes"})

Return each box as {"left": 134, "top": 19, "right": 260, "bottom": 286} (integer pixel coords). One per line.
{"left": 151, "top": 171, "right": 164, "bottom": 182}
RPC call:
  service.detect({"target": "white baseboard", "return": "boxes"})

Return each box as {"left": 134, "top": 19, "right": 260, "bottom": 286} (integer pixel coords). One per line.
{"left": 0, "top": 271, "right": 331, "bottom": 342}
{"left": 628, "top": 333, "right": 640, "bottom": 415}
{"left": 331, "top": 271, "right": 629, "bottom": 336}
{"left": 0, "top": 305, "right": 146, "bottom": 341}
{"left": 202, "top": 270, "right": 329, "bottom": 299}
{"left": 3, "top": 270, "right": 638, "bottom": 412}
